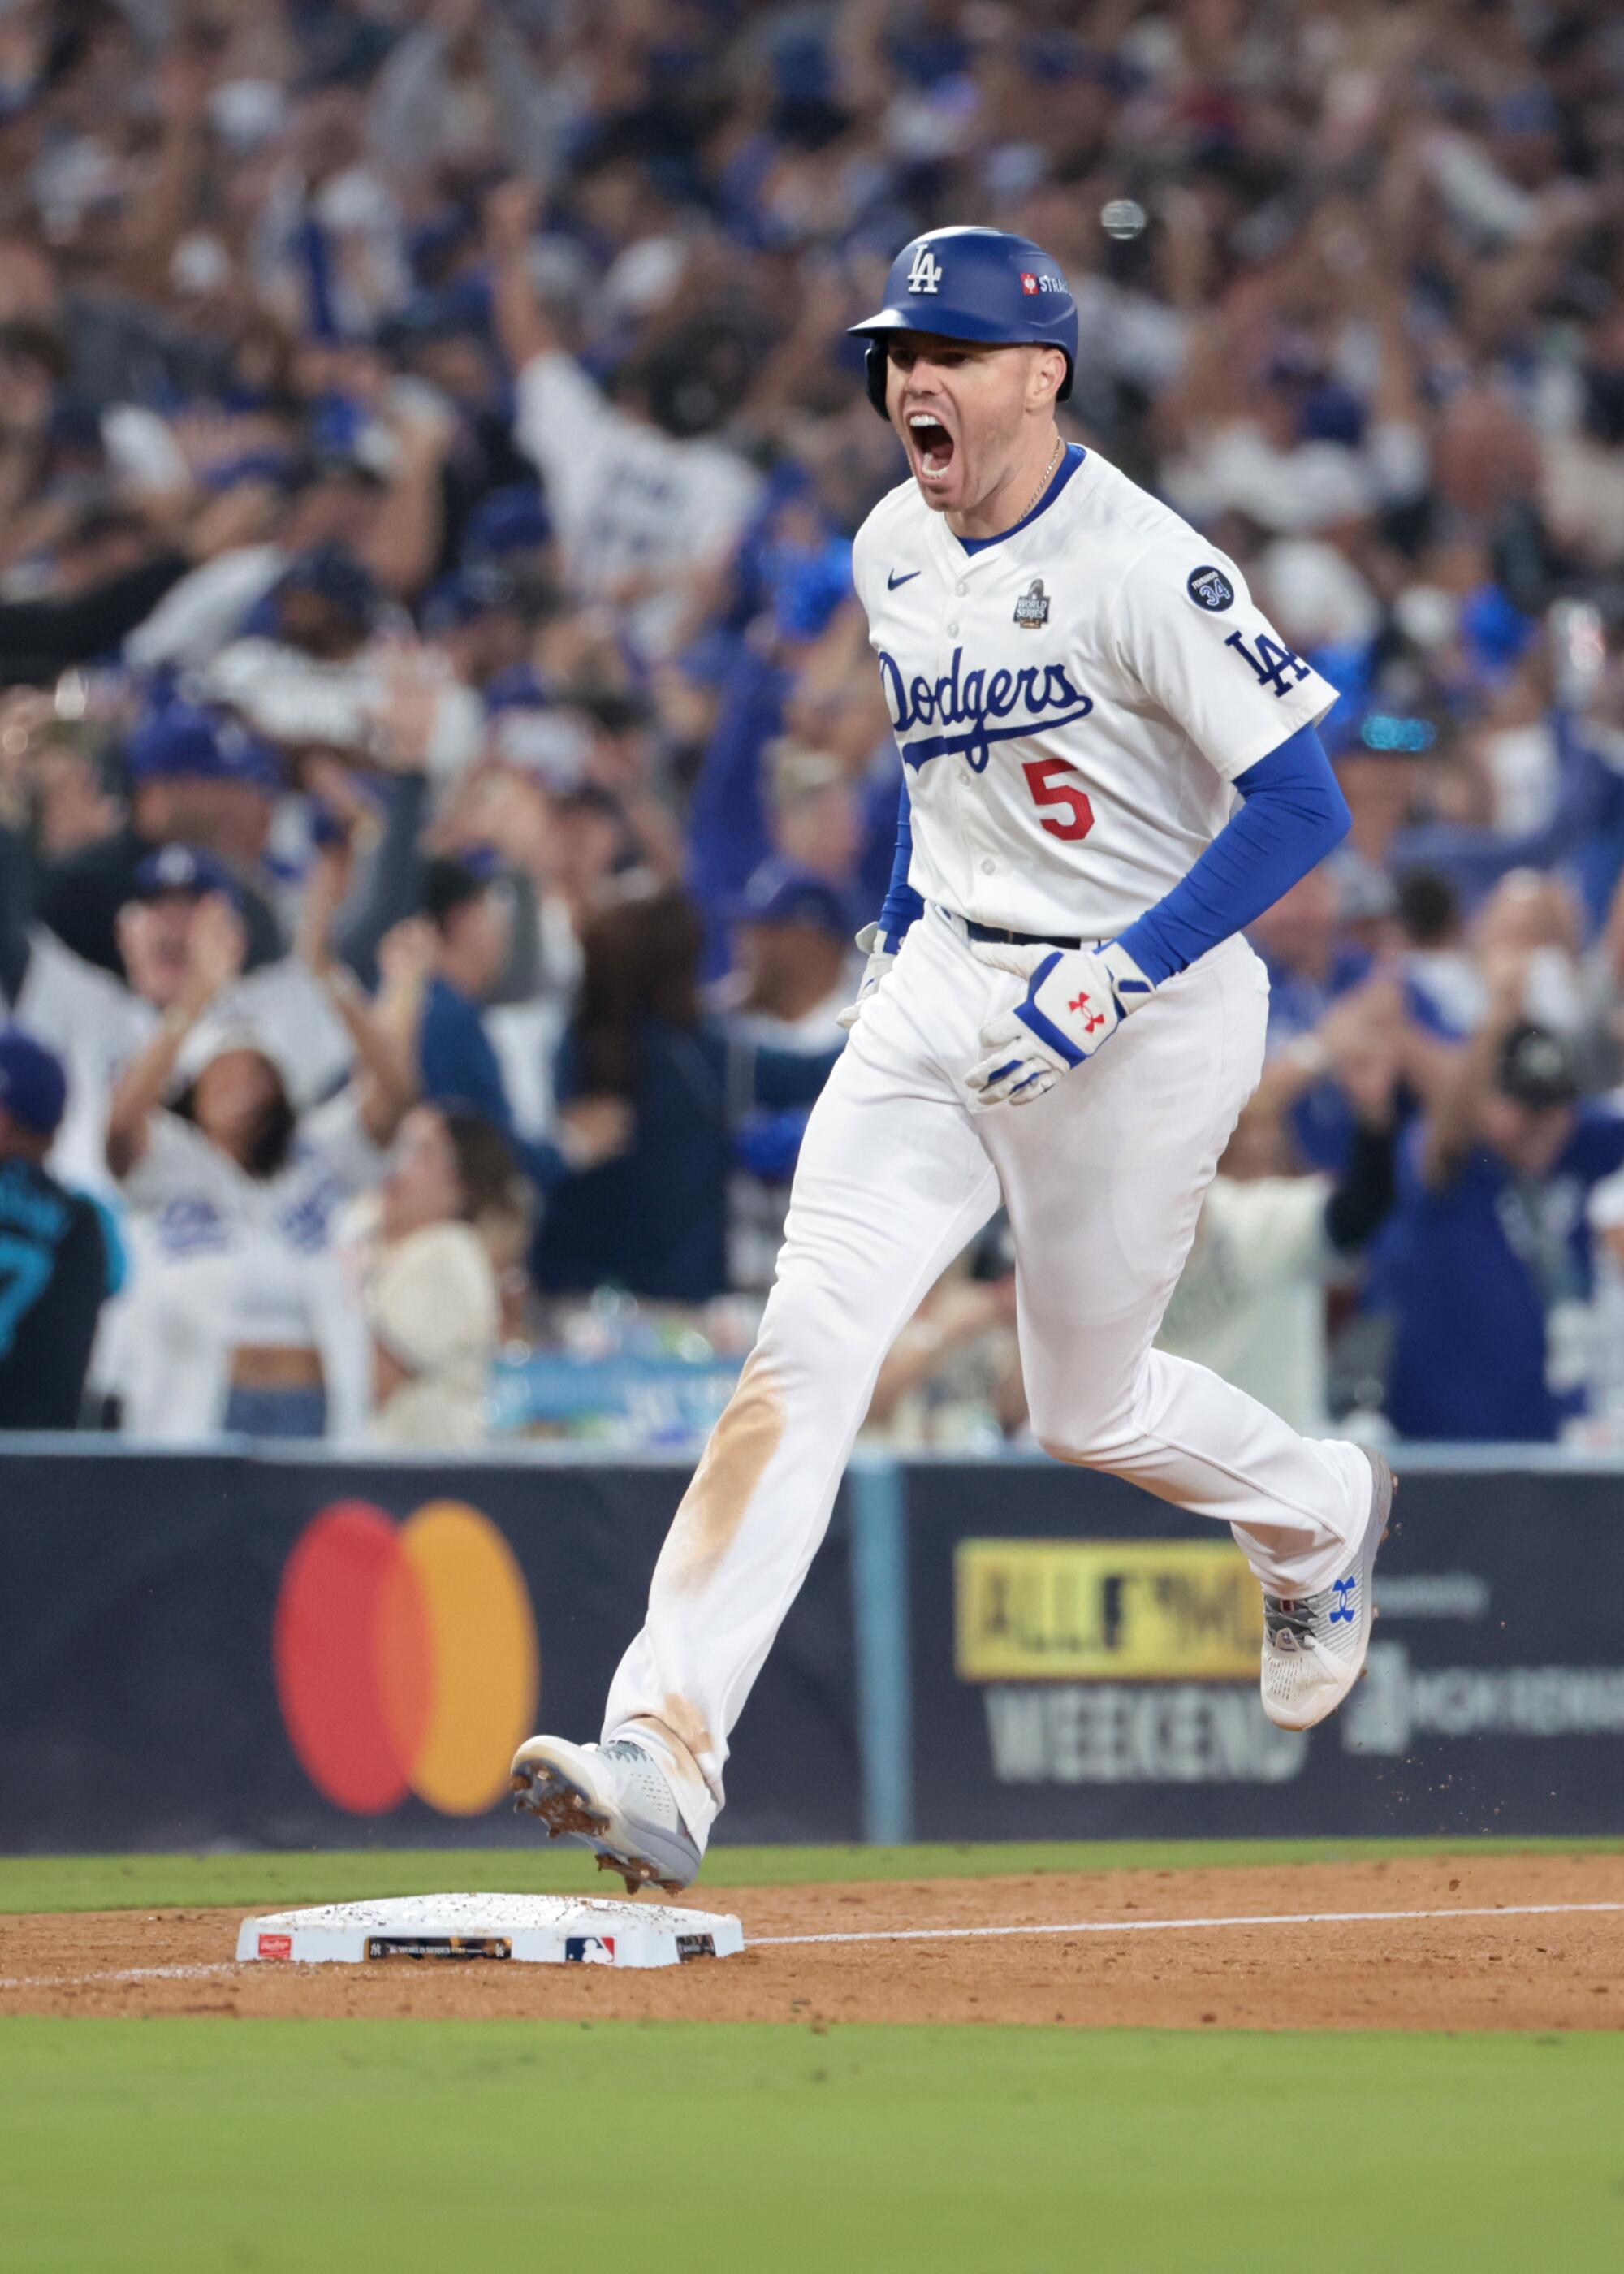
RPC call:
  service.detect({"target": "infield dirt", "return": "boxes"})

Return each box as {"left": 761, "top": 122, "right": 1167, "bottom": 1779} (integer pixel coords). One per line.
{"left": 3, "top": 1850, "right": 1621, "bottom": 2030}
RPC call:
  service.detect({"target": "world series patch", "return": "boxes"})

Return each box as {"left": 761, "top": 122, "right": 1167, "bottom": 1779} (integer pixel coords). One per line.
{"left": 1013, "top": 577, "right": 1050, "bottom": 629}
{"left": 1186, "top": 564, "right": 1234, "bottom": 612}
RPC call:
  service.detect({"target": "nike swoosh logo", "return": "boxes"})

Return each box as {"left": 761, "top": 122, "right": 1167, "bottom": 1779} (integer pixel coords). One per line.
{"left": 888, "top": 569, "right": 921, "bottom": 590}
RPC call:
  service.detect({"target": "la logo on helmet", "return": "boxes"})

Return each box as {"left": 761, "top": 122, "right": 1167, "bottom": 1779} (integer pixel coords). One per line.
{"left": 906, "top": 245, "right": 942, "bottom": 295}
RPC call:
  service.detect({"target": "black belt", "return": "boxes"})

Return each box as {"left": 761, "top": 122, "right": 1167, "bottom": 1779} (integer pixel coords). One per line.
{"left": 963, "top": 919, "right": 1086, "bottom": 951}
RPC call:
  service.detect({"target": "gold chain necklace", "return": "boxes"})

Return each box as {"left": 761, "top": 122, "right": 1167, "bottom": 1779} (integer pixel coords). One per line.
{"left": 1013, "top": 436, "right": 1063, "bottom": 528}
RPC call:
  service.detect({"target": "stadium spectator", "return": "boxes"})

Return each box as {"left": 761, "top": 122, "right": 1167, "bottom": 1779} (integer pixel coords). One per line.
{"left": 538, "top": 886, "right": 840, "bottom": 1303}
{"left": 719, "top": 862, "right": 853, "bottom": 1051}
{"left": 866, "top": 1235, "right": 1025, "bottom": 1450}
{"left": 1156, "top": 984, "right": 1406, "bottom": 1434}
{"left": 416, "top": 851, "right": 628, "bottom": 1191}
{"left": 355, "top": 1101, "right": 527, "bottom": 1448}
{"left": 0, "top": 0, "right": 1613, "bottom": 1445}
{"left": 485, "top": 177, "right": 762, "bottom": 664}
{"left": 0, "top": 479, "right": 283, "bottom": 688}
{"left": 102, "top": 877, "right": 419, "bottom": 1441}
{"left": 0, "top": 1026, "right": 119, "bottom": 1429}
{"left": 717, "top": 857, "right": 854, "bottom": 1286}
{"left": 1383, "top": 1008, "right": 1624, "bottom": 1443}
{"left": 34, "top": 705, "right": 284, "bottom": 975}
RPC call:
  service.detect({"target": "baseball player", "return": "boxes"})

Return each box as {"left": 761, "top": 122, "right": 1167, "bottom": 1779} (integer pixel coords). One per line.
{"left": 512, "top": 227, "right": 1395, "bottom": 1891}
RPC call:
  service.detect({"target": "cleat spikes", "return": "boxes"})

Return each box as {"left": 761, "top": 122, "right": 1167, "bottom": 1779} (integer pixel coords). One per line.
{"left": 508, "top": 1734, "right": 702, "bottom": 1895}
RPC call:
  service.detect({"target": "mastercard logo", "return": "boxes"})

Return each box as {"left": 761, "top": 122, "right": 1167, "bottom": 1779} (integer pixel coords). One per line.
{"left": 273, "top": 1499, "right": 539, "bottom": 1816}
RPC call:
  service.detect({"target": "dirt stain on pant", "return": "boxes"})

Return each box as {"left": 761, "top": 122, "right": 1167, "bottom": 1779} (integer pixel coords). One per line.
{"left": 659, "top": 1353, "right": 784, "bottom": 1597}
{"left": 625, "top": 1695, "right": 715, "bottom": 1788}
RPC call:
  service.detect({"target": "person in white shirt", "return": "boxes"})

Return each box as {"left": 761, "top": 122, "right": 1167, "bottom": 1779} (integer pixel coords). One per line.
{"left": 485, "top": 179, "right": 761, "bottom": 662}
{"left": 353, "top": 1103, "right": 527, "bottom": 1448}
{"left": 104, "top": 883, "right": 422, "bottom": 1441}
{"left": 201, "top": 543, "right": 483, "bottom": 786}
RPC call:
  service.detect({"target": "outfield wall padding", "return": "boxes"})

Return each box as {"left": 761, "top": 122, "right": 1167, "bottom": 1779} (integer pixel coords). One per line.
{"left": 0, "top": 1450, "right": 859, "bottom": 1853}
{"left": 1, "top": 1444, "right": 1620, "bottom": 1852}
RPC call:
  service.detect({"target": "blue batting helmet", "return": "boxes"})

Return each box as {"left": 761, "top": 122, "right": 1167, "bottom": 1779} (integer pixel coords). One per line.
{"left": 849, "top": 227, "right": 1078, "bottom": 419}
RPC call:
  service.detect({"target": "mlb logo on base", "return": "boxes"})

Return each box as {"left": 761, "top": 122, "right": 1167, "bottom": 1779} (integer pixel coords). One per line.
{"left": 564, "top": 1935, "right": 617, "bottom": 1965}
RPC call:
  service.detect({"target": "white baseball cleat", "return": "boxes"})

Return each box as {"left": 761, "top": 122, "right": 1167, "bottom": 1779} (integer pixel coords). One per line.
{"left": 509, "top": 1734, "right": 702, "bottom": 1896}
{"left": 1259, "top": 1446, "right": 1397, "bottom": 1732}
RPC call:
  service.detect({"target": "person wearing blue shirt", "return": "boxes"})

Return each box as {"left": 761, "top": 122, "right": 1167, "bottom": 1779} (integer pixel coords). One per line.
{"left": 416, "top": 855, "right": 628, "bottom": 1193}
{"left": 1381, "top": 1013, "right": 1624, "bottom": 1441}
{"left": 0, "top": 1027, "right": 120, "bottom": 1429}
{"left": 538, "top": 886, "right": 840, "bottom": 1303}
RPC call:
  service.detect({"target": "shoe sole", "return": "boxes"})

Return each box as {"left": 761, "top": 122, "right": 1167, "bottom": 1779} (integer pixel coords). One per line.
{"left": 1264, "top": 1445, "right": 1397, "bottom": 1733}
{"left": 509, "top": 1741, "right": 696, "bottom": 1898}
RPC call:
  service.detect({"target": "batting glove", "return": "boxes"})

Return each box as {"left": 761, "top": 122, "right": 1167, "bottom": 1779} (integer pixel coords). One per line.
{"left": 836, "top": 921, "right": 897, "bottom": 1031}
{"left": 967, "top": 938, "right": 1154, "bottom": 1106}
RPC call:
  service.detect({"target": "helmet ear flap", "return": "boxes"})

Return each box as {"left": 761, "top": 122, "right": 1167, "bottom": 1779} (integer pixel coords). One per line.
{"left": 865, "top": 340, "right": 890, "bottom": 419}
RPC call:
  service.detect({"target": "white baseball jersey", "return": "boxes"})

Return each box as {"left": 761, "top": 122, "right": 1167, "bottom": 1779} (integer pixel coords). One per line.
{"left": 514, "top": 352, "right": 761, "bottom": 659}
{"left": 852, "top": 446, "right": 1337, "bottom": 939}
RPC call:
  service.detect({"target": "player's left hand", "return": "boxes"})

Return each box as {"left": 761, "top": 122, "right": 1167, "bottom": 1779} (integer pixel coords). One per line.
{"left": 836, "top": 921, "right": 896, "bottom": 1031}
{"left": 967, "top": 939, "right": 1154, "bottom": 1106}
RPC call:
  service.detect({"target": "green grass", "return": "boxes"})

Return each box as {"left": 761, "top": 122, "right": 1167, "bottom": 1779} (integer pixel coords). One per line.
{"left": 2, "top": 2019, "right": 1621, "bottom": 2272}
{"left": 6, "top": 1834, "right": 1624, "bottom": 1915}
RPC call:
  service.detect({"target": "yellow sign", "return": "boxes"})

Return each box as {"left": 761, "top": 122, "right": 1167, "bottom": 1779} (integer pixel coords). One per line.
{"left": 955, "top": 1539, "right": 1262, "bottom": 1683}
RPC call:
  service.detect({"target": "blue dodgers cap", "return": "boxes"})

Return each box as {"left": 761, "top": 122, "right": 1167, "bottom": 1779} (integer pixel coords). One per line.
{"left": 460, "top": 483, "right": 551, "bottom": 562}
{"left": 730, "top": 858, "right": 850, "bottom": 939}
{"left": 849, "top": 226, "right": 1078, "bottom": 417}
{"left": 125, "top": 706, "right": 283, "bottom": 793}
{"left": 277, "top": 541, "right": 383, "bottom": 629}
{"left": 130, "top": 843, "right": 238, "bottom": 902}
{"left": 483, "top": 663, "right": 551, "bottom": 713}
{"left": 125, "top": 705, "right": 232, "bottom": 782}
{"left": 421, "top": 564, "right": 521, "bottom": 633}
{"left": 0, "top": 1024, "right": 67, "bottom": 1137}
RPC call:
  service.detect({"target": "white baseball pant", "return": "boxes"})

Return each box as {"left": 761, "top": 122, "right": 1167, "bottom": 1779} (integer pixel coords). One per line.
{"left": 603, "top": 906, "right": 1371, "bottom": 1847}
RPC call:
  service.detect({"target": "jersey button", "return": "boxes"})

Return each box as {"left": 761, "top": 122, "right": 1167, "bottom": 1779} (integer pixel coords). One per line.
{"left": 947, "top": 621, "right": 959, "bottom": 636}
{"left": 956, "top": 581, "right": 967, "bottom": 596}
{"left": 979, "top": 858, "right": 996, "bottom": 875}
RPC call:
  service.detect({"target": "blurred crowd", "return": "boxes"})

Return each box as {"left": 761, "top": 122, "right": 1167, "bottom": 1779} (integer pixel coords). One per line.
{"left": 0, "top": 0, "right": 1622, "bottom": 1450}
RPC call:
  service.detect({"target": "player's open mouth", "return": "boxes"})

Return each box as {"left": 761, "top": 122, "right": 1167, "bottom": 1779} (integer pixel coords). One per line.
{"left": 906, "top": 411, "right": 955, "bottom": 482}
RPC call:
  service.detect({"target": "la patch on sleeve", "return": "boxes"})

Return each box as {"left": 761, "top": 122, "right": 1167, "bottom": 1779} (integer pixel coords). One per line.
{"left": 1186, "top": 564, "right": 1234, "bottom": 612}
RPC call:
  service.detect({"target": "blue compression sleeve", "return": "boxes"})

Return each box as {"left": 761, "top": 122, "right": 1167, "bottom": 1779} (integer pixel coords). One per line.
{"left": 876, "top": 780, "right": 925, "bottom": 950}
{"left": 1116, "top": 722, "right": 1350, "bottom": 985}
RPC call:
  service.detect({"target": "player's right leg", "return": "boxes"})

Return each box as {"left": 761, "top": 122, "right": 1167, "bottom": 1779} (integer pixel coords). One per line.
{"left": 512, "top": 912, "right": 1002, "bottom": 1887}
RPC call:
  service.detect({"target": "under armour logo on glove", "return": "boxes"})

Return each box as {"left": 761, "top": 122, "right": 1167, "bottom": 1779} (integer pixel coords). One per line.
{"left": 966, "top": 938, "right": 1154, "bottom": 1107}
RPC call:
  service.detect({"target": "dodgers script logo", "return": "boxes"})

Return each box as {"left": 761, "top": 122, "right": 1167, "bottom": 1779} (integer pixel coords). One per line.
{"left": 878, "top": 645, "right": 1092, "bottom": 773}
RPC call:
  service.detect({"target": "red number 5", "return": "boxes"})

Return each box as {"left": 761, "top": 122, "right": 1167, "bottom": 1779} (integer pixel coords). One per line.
{"left": 1022, "top": 758, "right": 1094, "bottom": 842}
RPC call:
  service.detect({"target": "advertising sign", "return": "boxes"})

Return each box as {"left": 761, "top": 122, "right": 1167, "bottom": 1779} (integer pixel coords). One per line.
{"left": 907, "top": 1459, "right": 1624, "bottom": 1840}
{"left": 0, "top": 1451, "right": 859, "bottom": 1852}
